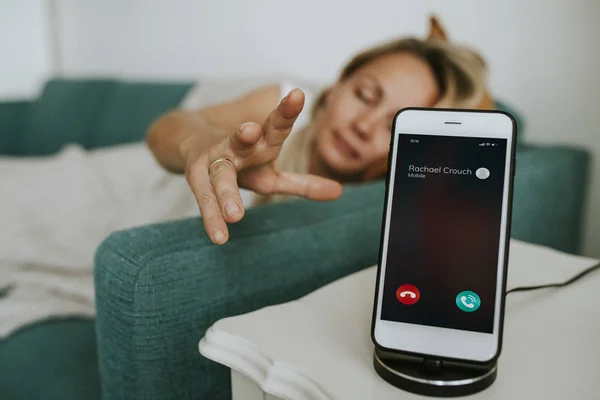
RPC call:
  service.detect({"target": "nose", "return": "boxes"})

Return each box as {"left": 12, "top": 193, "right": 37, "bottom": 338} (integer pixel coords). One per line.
{"left": 352, "top": 110, "right": 380, "bottom": 141}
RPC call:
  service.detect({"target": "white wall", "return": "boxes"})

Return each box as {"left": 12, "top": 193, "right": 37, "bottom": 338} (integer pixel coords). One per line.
{"left": 0, "top": 1, "right": 54, "bottom": 99}
{"left": 9, "top": 0, "right": 600, "bottom": 256}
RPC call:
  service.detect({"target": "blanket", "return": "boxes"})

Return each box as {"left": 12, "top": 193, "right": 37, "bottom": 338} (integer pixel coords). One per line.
{"left": 0, "top": 143, "right": 205, "bottom": 337}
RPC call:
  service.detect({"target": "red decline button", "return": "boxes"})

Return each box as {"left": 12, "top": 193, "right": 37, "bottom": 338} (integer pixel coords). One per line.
{"left": 396, "top": 284, "right": 420, "bottom": 305}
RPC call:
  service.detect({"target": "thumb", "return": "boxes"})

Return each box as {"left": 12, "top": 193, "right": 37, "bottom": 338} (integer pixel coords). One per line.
{"left": 273, "top": 171, "right": 343, "bottom": 201}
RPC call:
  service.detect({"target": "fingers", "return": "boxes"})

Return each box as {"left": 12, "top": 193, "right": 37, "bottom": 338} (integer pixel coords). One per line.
{"left": 228, "top": 89, "right": 304, "bottom": 164}
{"left": 186, "top": 166, "right": 230, "bottom": 245}
{"left": 273, "top": 171, "right": 344, "bottom": 201}
{"left": 229, "top": 122, "right": 262, "bottom": 157}
{"left": 263, "top": 89, "right": 305, "bottom": 146}
{"left": 209, "top": 158, "right": 245, "bottom": 224}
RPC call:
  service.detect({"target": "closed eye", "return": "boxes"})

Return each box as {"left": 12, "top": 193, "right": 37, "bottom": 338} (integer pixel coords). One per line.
{"left": 355, "top": 88, "right": 377, "bottom": 105}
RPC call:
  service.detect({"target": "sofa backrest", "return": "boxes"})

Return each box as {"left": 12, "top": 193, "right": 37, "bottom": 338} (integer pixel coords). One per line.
{"left": 1, "top": 77, "right": 526, "bottom": 157}
{"left": 9, "top": 78, "right": 193, "bottom": 156}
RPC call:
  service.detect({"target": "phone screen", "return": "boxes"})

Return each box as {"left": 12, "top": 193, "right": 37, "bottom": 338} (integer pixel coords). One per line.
{"left": 381, "top": 133, "right": 508, "bottom": 334}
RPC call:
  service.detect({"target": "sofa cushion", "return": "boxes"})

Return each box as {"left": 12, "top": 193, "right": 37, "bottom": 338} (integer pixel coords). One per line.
{"left": 17, "top": 78, "right": 192, "bottom": 155}
{"left": 91, "top": 81, "right": 192, "bottom": 148}
{"left": 0, "top": 101, "right": 31, "bottom": 155}
{"left": 0, "top": 318, "right": 100, "bottom": 400}
{"left": 21, "top": 79, "right": 119, "bottom": 155}
{"left": 511, "top": 145, "right": 589, "bottom": 253}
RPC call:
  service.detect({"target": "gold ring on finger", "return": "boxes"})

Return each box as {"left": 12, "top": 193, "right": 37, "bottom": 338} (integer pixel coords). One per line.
{"left": 208, "top": 157, "right": 235, "bottom": 178}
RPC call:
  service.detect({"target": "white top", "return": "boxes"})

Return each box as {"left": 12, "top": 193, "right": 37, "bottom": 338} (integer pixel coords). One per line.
{"left": 199, "top": 240, "right": 600, "bottom": 400}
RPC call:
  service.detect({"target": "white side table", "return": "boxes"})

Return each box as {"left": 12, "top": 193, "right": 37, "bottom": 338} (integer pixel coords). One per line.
{"left": 199, "top": 240, "right": 600, "bottom": 400}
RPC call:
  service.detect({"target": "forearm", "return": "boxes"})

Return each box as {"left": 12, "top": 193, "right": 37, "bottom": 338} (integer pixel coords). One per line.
{"left": 146, "top": 110, "right": 226, "bottom": 174}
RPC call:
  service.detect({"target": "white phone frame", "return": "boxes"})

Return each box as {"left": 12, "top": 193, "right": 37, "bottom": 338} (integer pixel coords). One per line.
{"left": 372, "top": 108, "right": 515, "bottom": 363}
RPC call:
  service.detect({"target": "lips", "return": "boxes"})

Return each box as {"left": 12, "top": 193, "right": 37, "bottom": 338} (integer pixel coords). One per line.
{"left": 332, "top": 130, "right": 360, "bottom": 159}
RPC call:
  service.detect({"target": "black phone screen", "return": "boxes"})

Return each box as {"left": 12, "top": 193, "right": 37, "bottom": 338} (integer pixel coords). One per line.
{"left": 380, "top": 133, "right": 508, "bottom": 334}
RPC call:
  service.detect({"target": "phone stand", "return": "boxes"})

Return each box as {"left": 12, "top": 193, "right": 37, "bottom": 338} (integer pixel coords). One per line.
{"left": 373, "top": 347, "right": 497, "bottom": 397}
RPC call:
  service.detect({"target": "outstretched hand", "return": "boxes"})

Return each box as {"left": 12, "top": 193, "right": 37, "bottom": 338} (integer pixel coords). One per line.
{"left": 183, "top": 89, "right": 343, "bottom": 244}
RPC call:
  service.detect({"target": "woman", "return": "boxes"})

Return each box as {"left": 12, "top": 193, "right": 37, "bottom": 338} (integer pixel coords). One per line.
{"left": 147, "top": 37, "right": 490, "bottom": 245}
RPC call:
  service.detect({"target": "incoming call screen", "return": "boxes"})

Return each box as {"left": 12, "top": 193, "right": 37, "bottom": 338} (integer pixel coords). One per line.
{"left": 380, "top": 133, "right": 508, "bottom": 334}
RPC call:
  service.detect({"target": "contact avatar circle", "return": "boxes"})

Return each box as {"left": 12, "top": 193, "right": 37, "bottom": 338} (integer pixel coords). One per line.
{"left": 476, "top": 168, "right": 490, "bottom": 180}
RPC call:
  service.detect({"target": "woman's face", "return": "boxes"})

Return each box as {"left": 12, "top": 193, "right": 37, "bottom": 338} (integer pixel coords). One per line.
{"left": 314, "top": 52, "right": 440, "bottom": 178}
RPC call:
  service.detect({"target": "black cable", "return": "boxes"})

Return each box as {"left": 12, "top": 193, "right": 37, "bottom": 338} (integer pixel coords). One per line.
{"left": 506, "top": 261, "right": 600, "bottom": 295}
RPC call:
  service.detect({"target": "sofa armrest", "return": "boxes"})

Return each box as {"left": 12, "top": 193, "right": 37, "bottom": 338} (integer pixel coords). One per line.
{"left": 94, "top": 181, "right": 385, "bottom": 399}
{"left": 511, "top": 144, "right": 590, "bottom": 254}
{"left": 0, "top": 100, "right": 31, "bottom": 155}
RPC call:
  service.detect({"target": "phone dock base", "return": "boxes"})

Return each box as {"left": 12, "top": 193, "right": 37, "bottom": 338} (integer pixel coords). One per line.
{"left": 373, "top": 348, "right": 497, "bottom": 397}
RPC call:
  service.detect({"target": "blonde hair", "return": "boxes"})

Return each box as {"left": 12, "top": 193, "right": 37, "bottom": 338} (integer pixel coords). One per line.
{"left": 254, "top": 37, "right": 489, "bottom": 206}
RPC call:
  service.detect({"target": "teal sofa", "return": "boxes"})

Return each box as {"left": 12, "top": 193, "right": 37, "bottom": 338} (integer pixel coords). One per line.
{"left": 0, "top": 78, "right": 590, "bottom": 399}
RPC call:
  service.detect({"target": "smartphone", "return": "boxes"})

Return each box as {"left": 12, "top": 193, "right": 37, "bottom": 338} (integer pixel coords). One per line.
{"left": 371, "top": 108, "right": 517, "bottom": 364}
